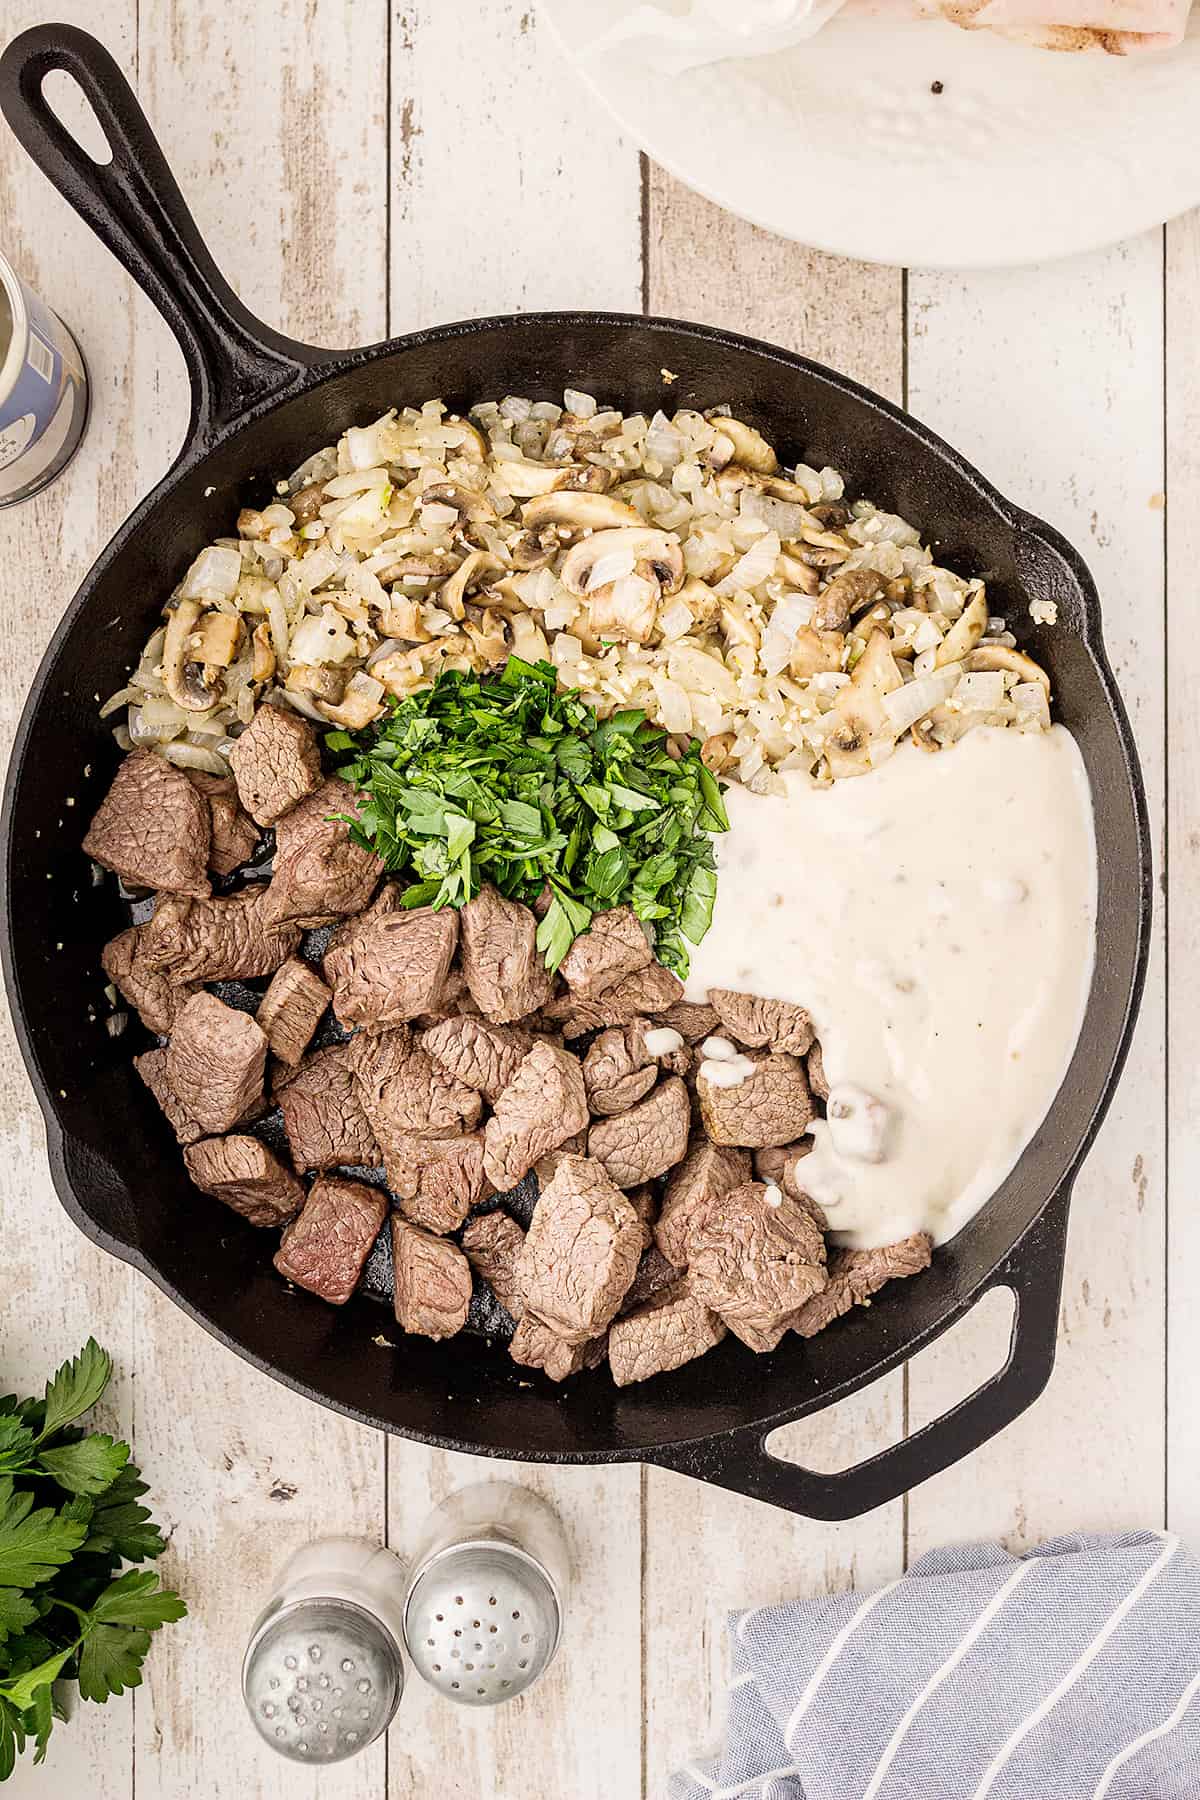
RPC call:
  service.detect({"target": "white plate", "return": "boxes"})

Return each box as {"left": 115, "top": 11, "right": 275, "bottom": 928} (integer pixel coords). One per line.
{"left": 540, "top": 0, "right": 1200, "bottom": 267}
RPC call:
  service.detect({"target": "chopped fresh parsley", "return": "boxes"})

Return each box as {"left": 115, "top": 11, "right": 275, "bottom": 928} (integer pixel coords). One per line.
{"left": 327, "top": 656, "right": 729, "bottom": 975}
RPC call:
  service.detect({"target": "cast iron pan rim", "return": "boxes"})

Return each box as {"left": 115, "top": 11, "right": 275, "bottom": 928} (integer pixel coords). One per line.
{"left": 0, "top": 309, "right": 1150, "bottom": 1459}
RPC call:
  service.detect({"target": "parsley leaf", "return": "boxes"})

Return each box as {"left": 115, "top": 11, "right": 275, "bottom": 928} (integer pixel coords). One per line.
{"left": 326, "top": 659, "right": 728, "bottom": 976}
{"left": 36, "top": 1341, "right": 112, "bottom": 1444}
{"left": 0, "top": 1591, "right": 38, "bottom": 1647}
{"left": 89, "top": 1570, "right": 187, "bottom": 1631}
{"left": 82, "top": 1461, "right": 164, "bottom": 1564}
{"left": 77, "top": 1625, "right": 152, "bottom": 1704}
{"left": 0, "top": 1482, "right": 88, "bottom": 1588}
{"left": 37, "top": 1435, "right": 129, "bottom": 1498}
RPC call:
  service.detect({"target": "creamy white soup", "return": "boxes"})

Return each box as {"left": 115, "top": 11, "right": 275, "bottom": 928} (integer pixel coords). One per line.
{"left": 685, "top": 726, "right": 1097, "bottom": 1249}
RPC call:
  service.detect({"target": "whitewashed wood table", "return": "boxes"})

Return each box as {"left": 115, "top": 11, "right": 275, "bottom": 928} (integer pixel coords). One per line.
{"left": 0, "top": 2, "right": 1190, "bottom": 1794}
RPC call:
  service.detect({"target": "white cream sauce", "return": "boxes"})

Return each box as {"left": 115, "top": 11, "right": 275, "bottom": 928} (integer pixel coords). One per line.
{"left": 684, "top": 727, "right": 1097, "bottom": 1248}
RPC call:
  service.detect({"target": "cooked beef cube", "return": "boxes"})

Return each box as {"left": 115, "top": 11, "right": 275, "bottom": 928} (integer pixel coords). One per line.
{"left": 688, "top": 1180, "right": 827, "bottom": 1353}
{"left": 707, "top": 989, "right": 815, "bottom": 1057}
{"left": 274, "top": 1175, "right": 388, "bottom": 1304}
{"left": 516, "top": 1154, "right": 641, "bottom": 1343}
{"left": 697, "top": 1052, "right": 813, "bottom": 1148}
{"left": 532, "top": 1129, "right": 587, "bottom": 1190}
{"left": 420, "top": 1015, "right": 530, "bottom": 1105}
{"left": 559, "top": 906, "right": 651, "bottom": 999}
{"left": 323, "top": 883, "right": 406, "bottom": 957}
{"left": 609, "top": 1282, "right": 726, "bottom": 1386}
{"left": 656, "top": 1001, "right": 721, "bottom": 1044}
{"left": 83, "top": 749, "right": 211, "bottom": 897}
{"left": 256, "top": 957, "right": 331, "bottom": 1066}
{"left": 228, "top": 703, "right": 322, "bottom": 826}
{"left": 753, "top": 1141, "right": 825, "bottom": 1229}
{"left": 587, "top": 1077, "right": 690, "bottom": 1188}
{"left": 547, "top": 962, "right": 684, "bottom": 1038}
{"left": 791, "top": 1233, "right": 933, "bottom": 1339}
{"left": 351, "top": 1026, "right": 482, "bottom": 1150}
{"left": 184, "top": 1135, "right": 304, "bottom": 1227}
{"left": 385, "top": 1130, "right": 489, "bottom": 1235}
{"left": 627, "top": 1183, "right": 657, "bottom": 1250}
{"left": 509, "top": 1312, "right": 607, "bottom": 1381}
{"left": 391, "top": 1217, "right": 472, "bottom": 1339}
{"left": 656, "top": 1138, "right": 751, "bottom": 1269}
{"left": 275, "top": 1043, "right": 381, "bottom": 1171}
{"left": 141, "top": 887, "right": 302, "bottom": 985}
{"left": 620, "top": 1244, "right": 680, "bottom": 1315}
{"left": 324, "top": 902, "right": 457, "bottom": 1032}
{"left": 483, "top": 1041, "right": 588, "bottom": 1191}
{"left": 263, "top": 777, "right": 382, "bottom": 929}
{"left": 135, "top": 1047, "right": 204, "bottom": 1144}
{"left": 807, "top": 1040, "right": 829, "bottom": 1101}
{"left": 186, "top": 771, "right": 260, "bottom": 876}
{"left": 102, "top": 925, "right": 198, "bottom": 1035}
{"left": 165, "top": 992, "right": 267, "bottom": 1135}
{"left": 462, "top": 1212, "right": 527, "bottom": 1321}
{"left": 582, "top": 1023, "right": 657, "bottom": 1117}
{"left": 459, "top": 884, "right": 554, "bottom": 1023}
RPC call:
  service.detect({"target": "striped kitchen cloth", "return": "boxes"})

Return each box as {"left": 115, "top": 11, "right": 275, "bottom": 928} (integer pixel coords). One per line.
{"left": 669, "top": 1531, "right": 1200, "bottom": 1800}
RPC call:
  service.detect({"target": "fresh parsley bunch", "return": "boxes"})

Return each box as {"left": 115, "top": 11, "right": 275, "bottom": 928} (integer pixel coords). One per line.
{"left": 327, "top": 656, "right": 730, "bottom": 976}
{"left": 0, "top": 1341, "right": 185, "bottom": 1780}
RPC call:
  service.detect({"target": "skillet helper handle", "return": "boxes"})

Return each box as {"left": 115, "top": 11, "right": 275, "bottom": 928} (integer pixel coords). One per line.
{"left": 650, "top": 1188, "right": 1072, "bottom": 1522}
{"left": 0, "top": 24, "right": 325, "bottom": 451}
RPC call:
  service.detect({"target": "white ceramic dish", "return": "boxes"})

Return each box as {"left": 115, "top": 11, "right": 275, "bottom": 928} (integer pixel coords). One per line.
{"left": 540, "top": 0, "right": 1200, "bottom": 267}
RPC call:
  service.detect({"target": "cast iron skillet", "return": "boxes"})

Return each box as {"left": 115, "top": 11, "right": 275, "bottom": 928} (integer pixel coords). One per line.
{"left": 0, "top": 25, "right": 1151, "bottom": 1520}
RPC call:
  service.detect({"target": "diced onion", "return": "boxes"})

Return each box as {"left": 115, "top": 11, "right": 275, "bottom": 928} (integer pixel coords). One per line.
{"left": 881, "top": 669, "right": 961, "bottom": 737}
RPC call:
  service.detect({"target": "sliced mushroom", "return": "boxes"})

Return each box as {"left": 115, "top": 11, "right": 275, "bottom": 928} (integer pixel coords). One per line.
{"left": 821, "top": 630, "right": 902, "bottom": 779}
{"left": 376, "top": 553, "right": 460, "bottom": 585}
{"left": 317, "top": 672, "right": 387, "bottom": 730}
{"left": 676, "top": 576, "right": 721, "bottom": 631}
{"left": 521, "top": 491, "right": 643, "bottom": 536}
{"left": 509, "top": 611, "right": 549, "bottom": 661}
{"left": 560, "top": 527, "right": 684, "bottom": 600}
{"left": 788, "top": 627, "right": 845, "bottom": 679}
{"left": 480, "top": 578, "right": 530, "bottom": 616}
{"left": 705, "top": 415, "right": 778, "bottom": 475}
{"left": 588, "top": 577, "right": 660, "bottom": 645}
{"left": 508, "top": 531, "right": 557, "bottom": 571}
{"left": 436, "top": 550, "right": 504, "bottom": 620}
{"left": 763, "top": 473, "right": 821, "bottom": 503}
{"left": 251, "top": 622, "right": 276, "bottom": 685}
{"left": 963, "top": 643, "right": 1051, "bottom": 693}
{"left": 447, "top": 417, "right": 487, "bottom": 462}
{"left": 422, "top": 482, "right": 496, "bottom": 524}
{"left": 811, "top": 566, "right": 888, "bottom": 634}
{"left": 808, "top": 499, "right": 852, "bottom": 528}
{"left": 556, "top": 464, "right": 616, "bottom": 494}
{"left": 492, "top": 454, "right": 579, "bottom": 497}
{"left": 289, "top": 481, "right": 327, "bottom": 526}
{"left": 191, "top": 611, "right": 243, "bottom": 668}
{"left": 285, "top": 664, "right": 346, "bottom": 703}
{"left": 934, "top": 589, "right": 989, "bottom": 668}
{"left": 701, "top": 732, "right": 735, "bottom": 773}
{"left": 378, "top": 597, "right": 433, "bottom": 641}
{"left": 850, "top": 603, "right": 892, "bottom": 646}
{"left": 777, "top": 554, "right": 821, "bottom": 597}
{"left": 162, "top": 598, "right": 216, "bottom": 713}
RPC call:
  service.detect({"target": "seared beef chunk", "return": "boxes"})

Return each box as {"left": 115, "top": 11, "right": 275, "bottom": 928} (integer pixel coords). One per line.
{"left": 628, "top": 1183, "right": 657, "bottom": 1250}
{"left": 391, "top": 1217, "right": 472, "bottom": 1339}
{"left": 228, "top": 703, "right": 322, "bottom": 826}
{"left": 186, "top": 771, "right": 259, "bottom": 876}
{"left": 532, "top": 1128, "right": 587, "bottom": 1190}
{"left": 656, "top": 1138, "right": 750, "bottom": 1269}
{"left": 462, "top": 1212, "right": 527, "bottom": 1320}
{"left": 324, "top": 902, "right": 457, "bottom": 1032}
{"left": 709, "top": 989, "right": 815, "bottom": 1057}
{"left": 587, "top": 1077, "right": 690, "bottom": 1188}
{"left": 509, "top": 1312, "right": 607, "bottom": 1381}
{"left": 275, "top": 1043, "right": 381, "bottom": 1171}
{"left": 165, "top": 993, "right": 267, "bottom": 1136}
{"left": 753, "top": 1141, "right": 825, "bottom": 1228}
{"left": 483, "top": 1041, "right": 589, "bottom": 1191}
{"left": 688, "top": 1180, "right": 827, "bottom": 1353}
{"left": 135, "top": 1048, "right": 204, "bottom": 1144}
{"left": 351, "top": 1026, "right": 482, "bottom": 1148}
{"left": 609, "top": 1282, "right": 726, "bottom": 1386}
{"left": 656, "top": 1000, "right": 720, "bottom": 1044}
{"left": 697, "top": 1052, "right": 813, "bottom": 1148}
{"left": 807, "top": 1040, "right": 829, "bottom": 1101}
{"left": 256, "top": 957, "right": 331, "bottom": 1067}
{"left": 559, "top": 906, "right": 651, "bottom": 999}
{"left": 385, "top": 1130, "right": 488, "bottom": 1235}
{"left": 102, "top": 925, "right": 198, "bottom": 1035}
{"left": 582, "top": 1024, "right": 657, "bottom": 1117}
{"left": 141, "top": 887, "right": 302, "bottom": 985}
{"left": 84, "top": 749, "right": 211, "bottom": 897}
{"left": 184, "top": 1135, "right": 304, "bottom": 1227}
{"left": 274, "top": 1175, "right": 388, "bottom": 1304}
{"left": 547, "top": 963, "right": 684, "bottom": 1038}
{"left": 420, "top": 1015, "right": 530, "bottom": 1105}
{"left": 791, "top": 1233, "right": 932, "bottom": 1338}
{"left": 458, "top": 885, "right": 554, "bottom": 1023}
{"left": 516, "top": 1154, "right": 641, "bottom": 1343}
{"left": 264, "top": 777, "right": 382, "bottom": 929}
{"left": 620, "top": 1244, "right": 679, "bottom": 1315}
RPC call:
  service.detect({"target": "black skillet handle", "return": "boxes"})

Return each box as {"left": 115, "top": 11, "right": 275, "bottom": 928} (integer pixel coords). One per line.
{"left": 648, "top": 1187, "right": 1072, "bottom": 1521}
{"left": 0, "top": 24, "right": 333, "bottom": 456}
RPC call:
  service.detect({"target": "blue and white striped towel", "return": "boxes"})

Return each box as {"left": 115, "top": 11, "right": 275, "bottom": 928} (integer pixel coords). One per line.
{"left": 670, "top": 1531, "right": 1200, "bottom": 1800}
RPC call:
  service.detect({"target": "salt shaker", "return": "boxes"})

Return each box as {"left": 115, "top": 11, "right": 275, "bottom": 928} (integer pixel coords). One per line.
{"left": 401, "top": 1481, "right": 570, "bottom": 1707}
{"left": 242, "top": 1537, "right": 407, "bottom": 1762}
{"left": 0, "top": 252, "right": 88, "bottom": 507}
